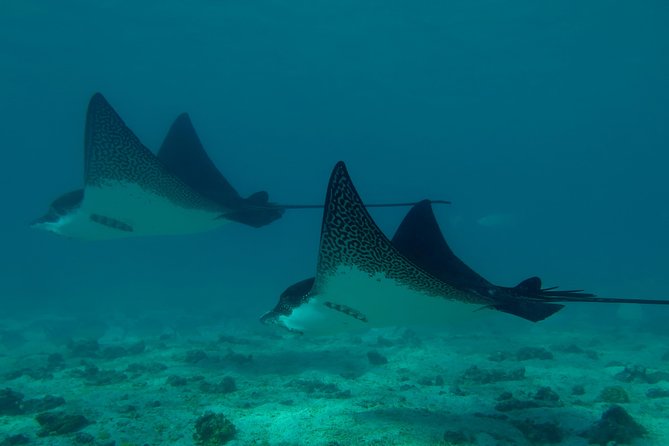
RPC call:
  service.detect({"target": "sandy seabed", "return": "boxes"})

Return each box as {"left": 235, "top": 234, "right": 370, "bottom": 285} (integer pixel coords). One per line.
{"left": 1, "top": 313, "right": 668, "bottom": 446}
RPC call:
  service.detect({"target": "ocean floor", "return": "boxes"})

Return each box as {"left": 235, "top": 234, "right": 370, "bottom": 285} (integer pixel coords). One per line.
{"left": 1, "top": 314, "right": 668, "bottom": 446}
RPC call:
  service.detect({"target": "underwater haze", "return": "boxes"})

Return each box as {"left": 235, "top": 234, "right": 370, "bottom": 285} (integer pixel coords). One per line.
{"left": 1, "top": 1, "right": 669, "bottom": 445}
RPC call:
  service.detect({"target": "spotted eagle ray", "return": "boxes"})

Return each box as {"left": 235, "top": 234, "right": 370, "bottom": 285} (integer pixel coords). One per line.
{"left": 261, "top": 161, "right": 669, "bottom": 334}
{"left": 33, "top": 94, "right": 448, "bottom": 239}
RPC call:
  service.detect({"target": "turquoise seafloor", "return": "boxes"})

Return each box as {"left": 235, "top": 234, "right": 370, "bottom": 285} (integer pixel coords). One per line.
{"left": 1, "top": 312, "right": 669, "bottom": 445}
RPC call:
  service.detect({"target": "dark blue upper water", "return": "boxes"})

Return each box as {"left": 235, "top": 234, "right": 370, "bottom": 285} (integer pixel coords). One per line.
{"left": 1, "top": 0, "right": 668, "bottom": 328}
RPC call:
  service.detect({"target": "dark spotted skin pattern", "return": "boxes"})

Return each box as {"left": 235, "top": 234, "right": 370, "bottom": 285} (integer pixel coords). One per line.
{"left": 84, "top": 93, "right": 224, "bottom": 213}
{"left": 274, "top": 278, "right": 315, "bottom": 316}
{"left": 324, "top": 301, "right": 368, "bottom": 322}
{"left": 314, "top": 162, "right": 493, "bottom": 306}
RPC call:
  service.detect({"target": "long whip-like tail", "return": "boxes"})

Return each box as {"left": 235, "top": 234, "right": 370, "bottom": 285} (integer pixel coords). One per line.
{"left": 504, "top": 277, "right": 669, "bottom": 306}
{"left": 279, "top": 199, "right": 451, "bottom": 210}
{"left": 530, "top": 292, "right": 669, "bottom": 305}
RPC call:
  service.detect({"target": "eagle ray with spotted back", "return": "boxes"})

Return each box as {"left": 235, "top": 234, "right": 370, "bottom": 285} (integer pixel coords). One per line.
{"left": 83, "top": 93, "right": 224, "bottom": 212}
{"left": 313, "top": 162, "right": 472, "bottom": 301}
{"left": 263, "top": 162, "right": 495, "bottom": 334}
{"left": 261, "top": 161, "right": 669, "bottom": 334}
{"left": 33, "top": 93, "right": 235, "bottom": 239}
{"left": 33, "top": 94, "right": 448, "bottom": 239}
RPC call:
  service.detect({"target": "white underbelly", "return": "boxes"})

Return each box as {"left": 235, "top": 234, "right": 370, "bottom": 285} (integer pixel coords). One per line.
{"left": 56, "top": 183, "right": 229, "bottom": 239}
{"left": 280, "top": 266, "right": 492, "bottom": 334}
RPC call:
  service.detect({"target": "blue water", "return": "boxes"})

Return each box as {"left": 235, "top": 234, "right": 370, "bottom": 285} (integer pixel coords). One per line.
{"left": 1, "top": 2, "right": 668, "bottom": 330}
{"left": 2, "top": 2, "right": 669, "bottom": 445}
